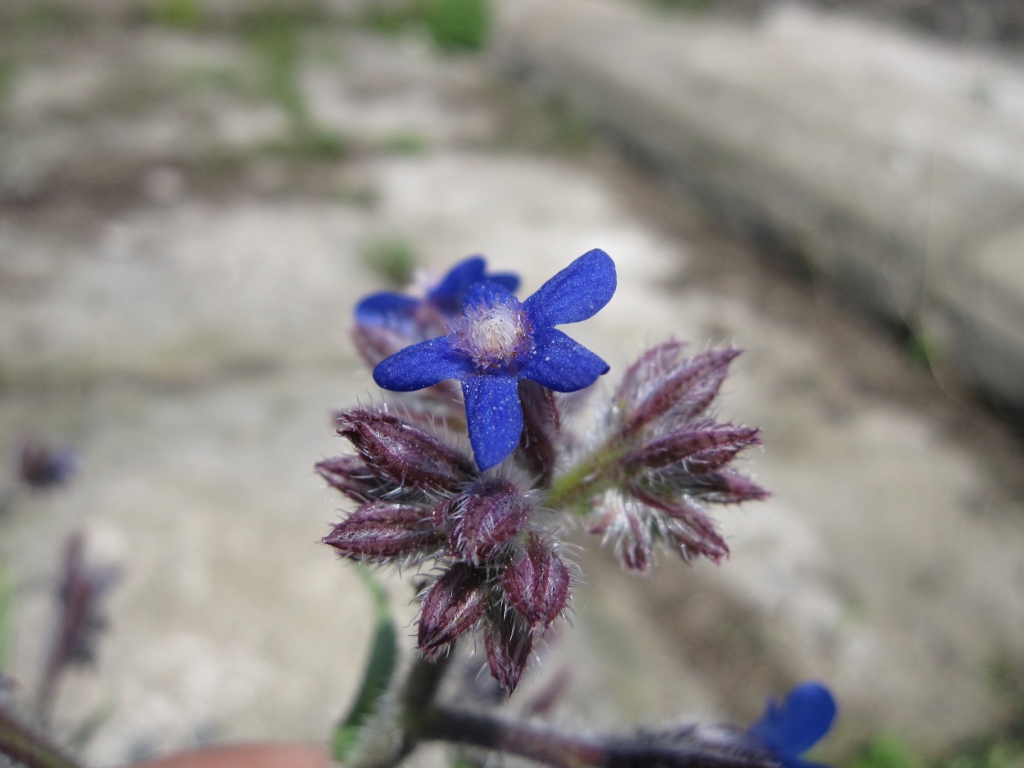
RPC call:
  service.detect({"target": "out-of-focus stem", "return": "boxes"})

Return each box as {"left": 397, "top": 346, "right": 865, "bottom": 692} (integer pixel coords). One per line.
{"left": 398, "top": 652, "right": 452, "bottom": 741}
{"left": 422, "top": 706, "right": 777, "bottom": 768}
{"left": 421, "top": 705, "right": 604, "bottom": 768}
{"left": 0, "top": 706, "right": 84, "bottom": 768}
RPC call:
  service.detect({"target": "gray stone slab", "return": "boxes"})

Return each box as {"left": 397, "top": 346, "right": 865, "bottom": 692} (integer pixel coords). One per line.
{"left": 491, "top": 0, "right": 1024, "bottom": 417}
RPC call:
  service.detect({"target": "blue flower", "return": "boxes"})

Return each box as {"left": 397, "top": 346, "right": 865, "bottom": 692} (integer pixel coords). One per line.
{"left": 749, "top": 682, "right": 838, "bottom": 768}
{"left": 355, "top": 256, "right": 520, "bottom": 333}
{"left": 373, "top": 250, "right": 617, "bottom": 471}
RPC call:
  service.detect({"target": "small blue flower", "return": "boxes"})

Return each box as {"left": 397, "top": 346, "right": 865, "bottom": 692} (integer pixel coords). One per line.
{"left": 749, "top": 682, "right": 838, "bottom": 768}
{"left": 373, "top": 250, "right": 617, "bottom": 471}
{"left": 355, "top": 256, "right": 520, "bottom": 333}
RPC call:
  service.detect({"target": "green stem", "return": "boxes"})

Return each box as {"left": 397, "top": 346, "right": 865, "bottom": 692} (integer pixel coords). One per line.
{"left": 543, "top": 444, "right": 621, "bottom": 513}
{"left": 0, "top": 706, "right": 84, "bottom": 768}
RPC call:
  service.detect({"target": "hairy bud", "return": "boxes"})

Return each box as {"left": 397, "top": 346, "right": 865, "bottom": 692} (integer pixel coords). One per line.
{"left": 502, "top": 534, "right": 572, "bottom": 628}
{"left": 484, "top": 608, "right": 534, "bottom": 694}
{"left": 449, "top": 480, "right": 531, "bottom": 565}
{"left": 620, "top": 346, "right": 740, "bottom": 436}
{"left": 674, "top": 471, "right": 771, "bottom": 505}
{"left": 323, "top": 502, "right": 442, "bottom": 562}
{"left": 517, "top": 379, "right": 560, "bottom": 486}
{"left": 624, "top": 425, "right": 761, "bottom": 472}
{"left": 417, "top": 563, "right": 489, "bottom": 657}
{"left": 589, "top": 492, "right": 654, "bottom": 573}
{"left": 336, "top": 408, "right": 476, "bottom": 493}
{"left": 315, "top": 455, "right": 387, "bottom": 503}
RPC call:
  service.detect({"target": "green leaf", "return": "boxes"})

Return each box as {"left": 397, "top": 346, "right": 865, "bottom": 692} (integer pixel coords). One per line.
{"left": 332, "top": 567, "right": 399, "bottom": 762}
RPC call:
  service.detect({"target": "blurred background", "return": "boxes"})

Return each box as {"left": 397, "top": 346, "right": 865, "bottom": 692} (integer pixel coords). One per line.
{"left": 2, "top": 0, "right": 1024, "bottom": 766}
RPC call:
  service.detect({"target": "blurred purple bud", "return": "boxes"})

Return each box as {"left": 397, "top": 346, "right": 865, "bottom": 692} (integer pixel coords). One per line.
{"left": 417, "top": 563, "right": 489, "bottom": 657}
{"left": 665, "top": 469, "right": 771, "bottom": 505}
{"left": 625, "top": 425, "right": 761, "bottom": 472}
{"left": 615, "top": 339, "right": 687, "bottom": 409}
{"left": 55, "top": 533, "right": 118, "bottom": 664}
{"left": 502, "top": 534, "right": 572, "bottom": 628}
{"left": 18, "top": 437, "right": 78, "bottom": 490}
{"left": 619, "top": 514, "right": 653, "bottom": 572}
{"left": 449, "top": 480, "right": 531, "bottom": 565}
{"left": 524, "top": 667, "right": 572, "bottom": 717}
{"left": 629, "top": 484, "right": 729, "bottom": 563}
{"left": 315, "top": 455, "right": 386, "bottom": 503}
{"left": 484, "top": 608, "right": 534, "bottom": 693}
{"left": 352, "top": 323, "right": 413, "bottom": 369}
{"left": 621, "top": 347, "right": 741, "bottom": 435}
{"left": 516, "top": 379, "right": 561, "bottom": 487}
{"left": 589, "top": 493, "right": 654, "bottom": 573}
{"left": 336, "top": 408, "right": 476, "bottom": 493}
{"left": 323, "top": 502, "right": 442, "bottom": 562}
{"left": 38, "top": 532, "right": 118, "bottom": 720}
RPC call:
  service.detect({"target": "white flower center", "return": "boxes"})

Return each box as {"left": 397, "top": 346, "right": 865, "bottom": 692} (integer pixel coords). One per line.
{"left": 454, "top": 301, "right": 532, "bottom": 371}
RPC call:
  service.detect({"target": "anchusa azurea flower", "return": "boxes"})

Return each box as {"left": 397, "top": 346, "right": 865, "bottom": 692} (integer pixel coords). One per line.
{"left": 372, "top": 249, "right": 615, "bottom": 471}
{"left": 321, "top": 250, "right": 769, "bottom": 693}
{"left": 352, "top": 256, "right": 519, "bottom": 367}
{"left": 748, "top": 682, "right": 838, "bottom": 768}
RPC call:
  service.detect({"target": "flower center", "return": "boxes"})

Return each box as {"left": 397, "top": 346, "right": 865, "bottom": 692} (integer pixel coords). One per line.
{"left": 453, "top": 300, "right": 533, "bottom": 373}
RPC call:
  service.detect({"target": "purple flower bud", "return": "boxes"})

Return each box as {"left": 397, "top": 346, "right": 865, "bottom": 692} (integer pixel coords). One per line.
{"left": 502, "top": 534, "right": 572, "bottom": 628}
{"left": 351, "top": 323, "right": 414, "bottom": 368}
{"left": 484, "top": 608, "right": 534, "bottom": 693}
{"left": 615, "top": 338, "right": 687, "bottom": 409}
{"left": 589, "top": 492, "right": 655, "bottom": 573}
{"left": 619, "top": 513, "right": 653, "bottom": 572}
{"left": 449, "top": 480, "right": 531, "bottom": 565}
{"left": 621, "top": 347, "right": 740, "bottom": 436}
{"left": 336, "top": 408, "right": 476, "bottom": 493}
{"left": 18, "top": 436, "right": 78, "bottom": 490}
{"left": 315, "top": 455, "right": 385, "bottom": 503}
{"left": 38, "top": 532, "right": 118, "bottom": 719}
{"left": 417, "top": 563, "right": 489, "bottom": 657}
{"left": 516, "top": 379, "right": 561, "bottom": 487}
{"left": 662, "top": 469, "right": 770, "bottom": 505}
{"left": 323, "top": 502, "right": 443, "bottom": 562}
{"left": 624, "top": 425, "right": 761, "bottom": 472}
{"left": 629, "top": 484, "right": 729, "bottom": 563}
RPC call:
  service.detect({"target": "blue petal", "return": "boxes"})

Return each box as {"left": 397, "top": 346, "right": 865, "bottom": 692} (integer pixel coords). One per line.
{"left": 521, "top": 327, "right": 609, "bottom": 392}
{"left": 355, "top": 292, "right": 421, "bottom": 330}
{"left": 523, "top": 249, "right": 616, "bottom": 328}
{"left": 461, "top": 376, "right": 524, "bottom": 471}
{"left": 490, "top": 272, "right": 520, "bottom": 294}
{"left": 373, "top": 336, "right": 475, "bottom": 392}
{"left": 750, "top": 682, "right": 837, "bottom": 757}
{"left": 463, "top": 279, "right": 519, "bottom": 310}
{"left": 429, "top": 256, "right": 488, "bottom": 315}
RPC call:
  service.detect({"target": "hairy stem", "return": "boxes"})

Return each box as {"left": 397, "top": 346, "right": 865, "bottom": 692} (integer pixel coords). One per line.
{"left": 544, "top": 444, "right": 620, "bottom": 514}
{"left": 391, "top": 652, "right": 454, "bottom": 763}
{"left": 422, "top": 706, "right": 777, "bottom": 768}
{"left": 0, "top": 706, "right": 84, "bottom": 768}
{"left": 421, "top": 705, "right": 604, "bottom": 768}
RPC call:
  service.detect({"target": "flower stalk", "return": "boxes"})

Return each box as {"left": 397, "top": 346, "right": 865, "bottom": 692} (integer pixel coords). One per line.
{"left": 0, "top": 706, "right": 84, "bottom": 768}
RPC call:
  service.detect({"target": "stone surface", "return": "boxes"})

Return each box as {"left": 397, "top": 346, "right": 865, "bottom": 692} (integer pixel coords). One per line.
{"left": 492, "top": 0, "right": 1024, "bottom": 420}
